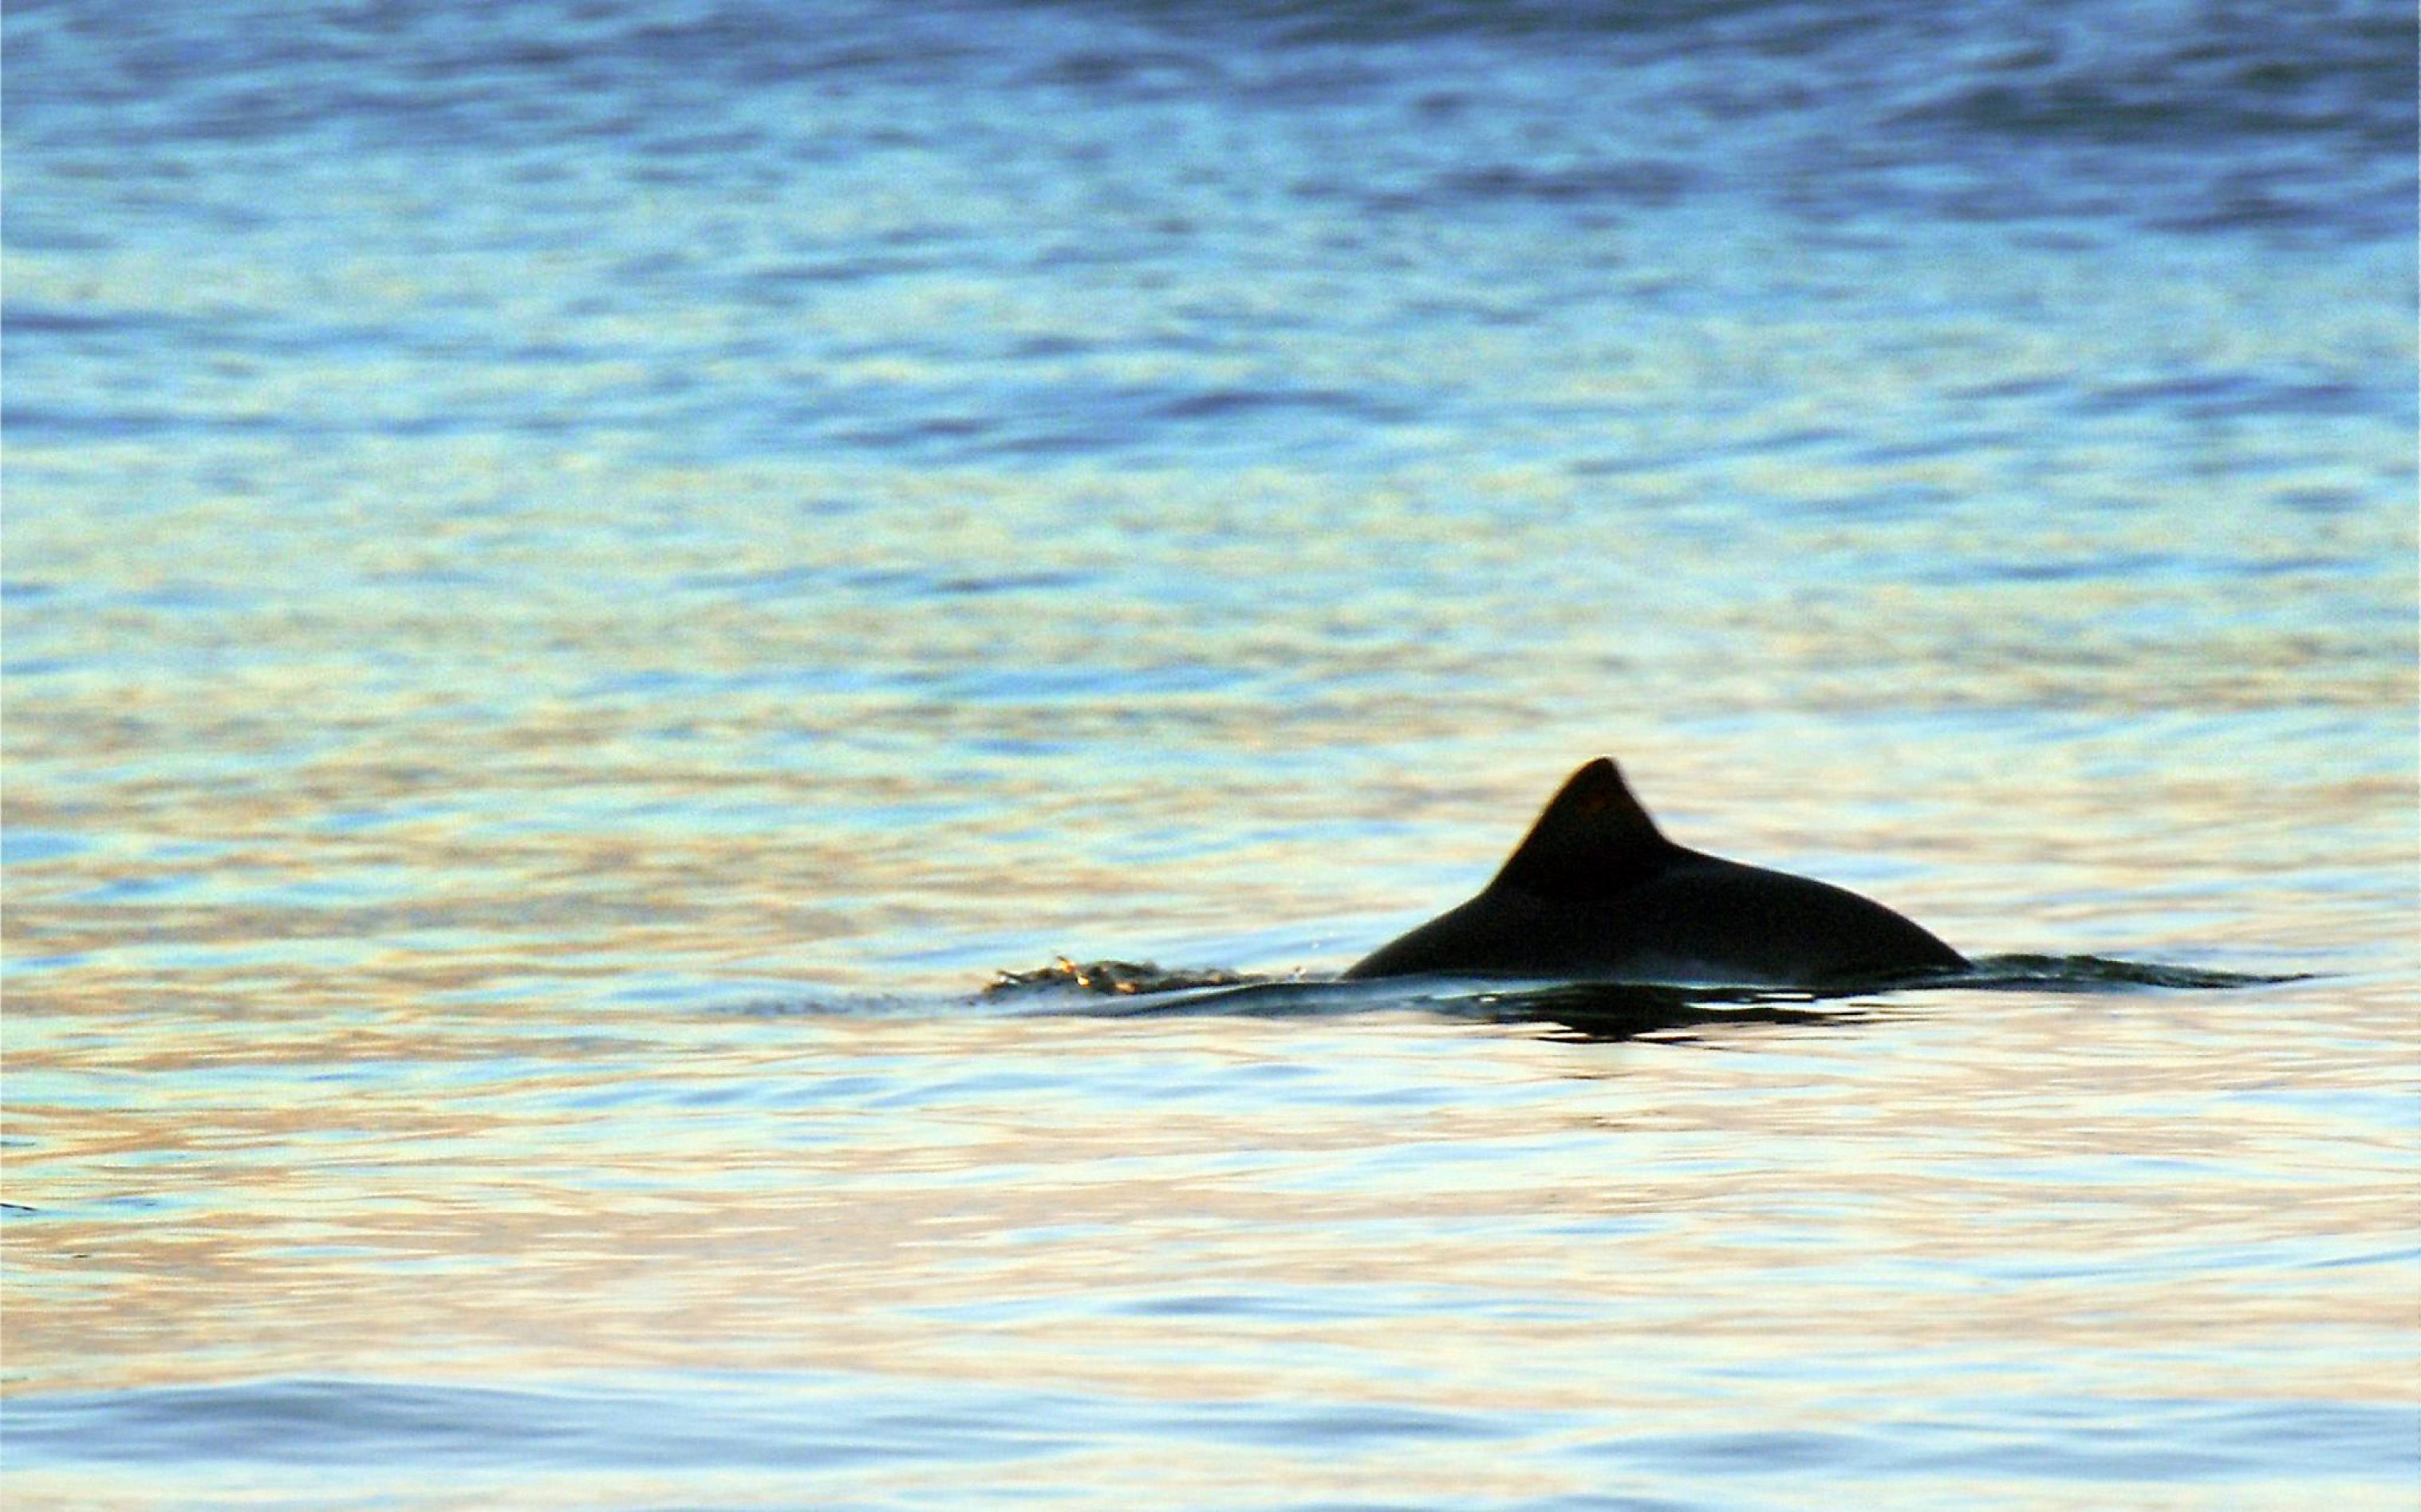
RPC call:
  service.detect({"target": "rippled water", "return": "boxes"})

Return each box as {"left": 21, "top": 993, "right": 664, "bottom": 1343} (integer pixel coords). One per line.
{"left": 5, "top": 0, "right": 2416, "bottom": 1505}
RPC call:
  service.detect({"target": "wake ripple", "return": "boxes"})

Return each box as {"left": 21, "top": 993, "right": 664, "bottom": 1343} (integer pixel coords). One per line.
{"left": 978, "top": 954, "right": 2306, "bottom": 1041}
{"left": 984, "top": 953, "right": 2301, "bottom": 1000}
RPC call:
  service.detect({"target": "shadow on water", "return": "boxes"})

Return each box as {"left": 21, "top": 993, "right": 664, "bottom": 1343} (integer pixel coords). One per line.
{"left": 976, "top": 955, "right": 2307, "bottom": 1043}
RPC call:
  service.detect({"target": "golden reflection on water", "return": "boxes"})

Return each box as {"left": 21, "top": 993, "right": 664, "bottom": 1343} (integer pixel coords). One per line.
{"left": 6, "top": 2, "right": 2414, "bottom": 1498}
{"left": 8, "top": 624, "right": 2411, "bottom": 1000}
{"left": 9, "top": 988, "right": 2411, "bottom": 1430}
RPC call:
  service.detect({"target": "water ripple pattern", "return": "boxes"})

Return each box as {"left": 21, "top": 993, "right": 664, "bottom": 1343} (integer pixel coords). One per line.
{"left": 5, "top": 0, "right": 2415, "bottom": 1506}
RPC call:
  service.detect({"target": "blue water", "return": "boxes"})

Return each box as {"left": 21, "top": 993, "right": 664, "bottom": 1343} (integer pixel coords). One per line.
{"left": 5, "top": 1, "right": 2416, "bottom": 1506}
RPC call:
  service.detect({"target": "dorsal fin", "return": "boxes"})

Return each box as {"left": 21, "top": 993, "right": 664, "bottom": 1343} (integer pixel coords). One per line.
{"left": 1487, "top": 758, "right": 1677, "bottom": 897}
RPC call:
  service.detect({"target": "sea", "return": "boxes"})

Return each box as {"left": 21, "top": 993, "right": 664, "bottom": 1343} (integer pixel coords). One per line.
{"left": 3, "top": 1, "right": 2416, "bottom": 1506}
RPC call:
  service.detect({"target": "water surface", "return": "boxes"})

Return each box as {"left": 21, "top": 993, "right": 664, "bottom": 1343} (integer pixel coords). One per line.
{"left": 5, "top": 0, "right": 2415, "bottom": 1505}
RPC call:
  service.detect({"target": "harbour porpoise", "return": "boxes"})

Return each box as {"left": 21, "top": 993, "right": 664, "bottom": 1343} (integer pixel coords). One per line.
{"left": 1343, "top": 758, "right": 1967, "bottom": 987}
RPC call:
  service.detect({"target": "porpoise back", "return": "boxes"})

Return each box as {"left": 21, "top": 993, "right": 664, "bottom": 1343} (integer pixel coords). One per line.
{"left": 1343, "top": 758, "right": 1966, "bottom": 986}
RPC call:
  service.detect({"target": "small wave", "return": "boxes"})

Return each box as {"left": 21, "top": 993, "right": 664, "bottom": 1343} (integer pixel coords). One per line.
{"left": 985, "top": 957, "right": 1283, "bottom": 997}
{"left": 989, "top": 965, "right": 1866, "bottom": 1042}
{"left": 990, "top": 954, "right": 2299, "bottom": 1000}
{"left": 1954, "top": 954, "right": 2308, "bottom": 992}
{"left": 978, "top": 953, "right": 2305, "bottom": 1040}
{"left": 1425, "top": 159, "right": 1694, "bottom": 211}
